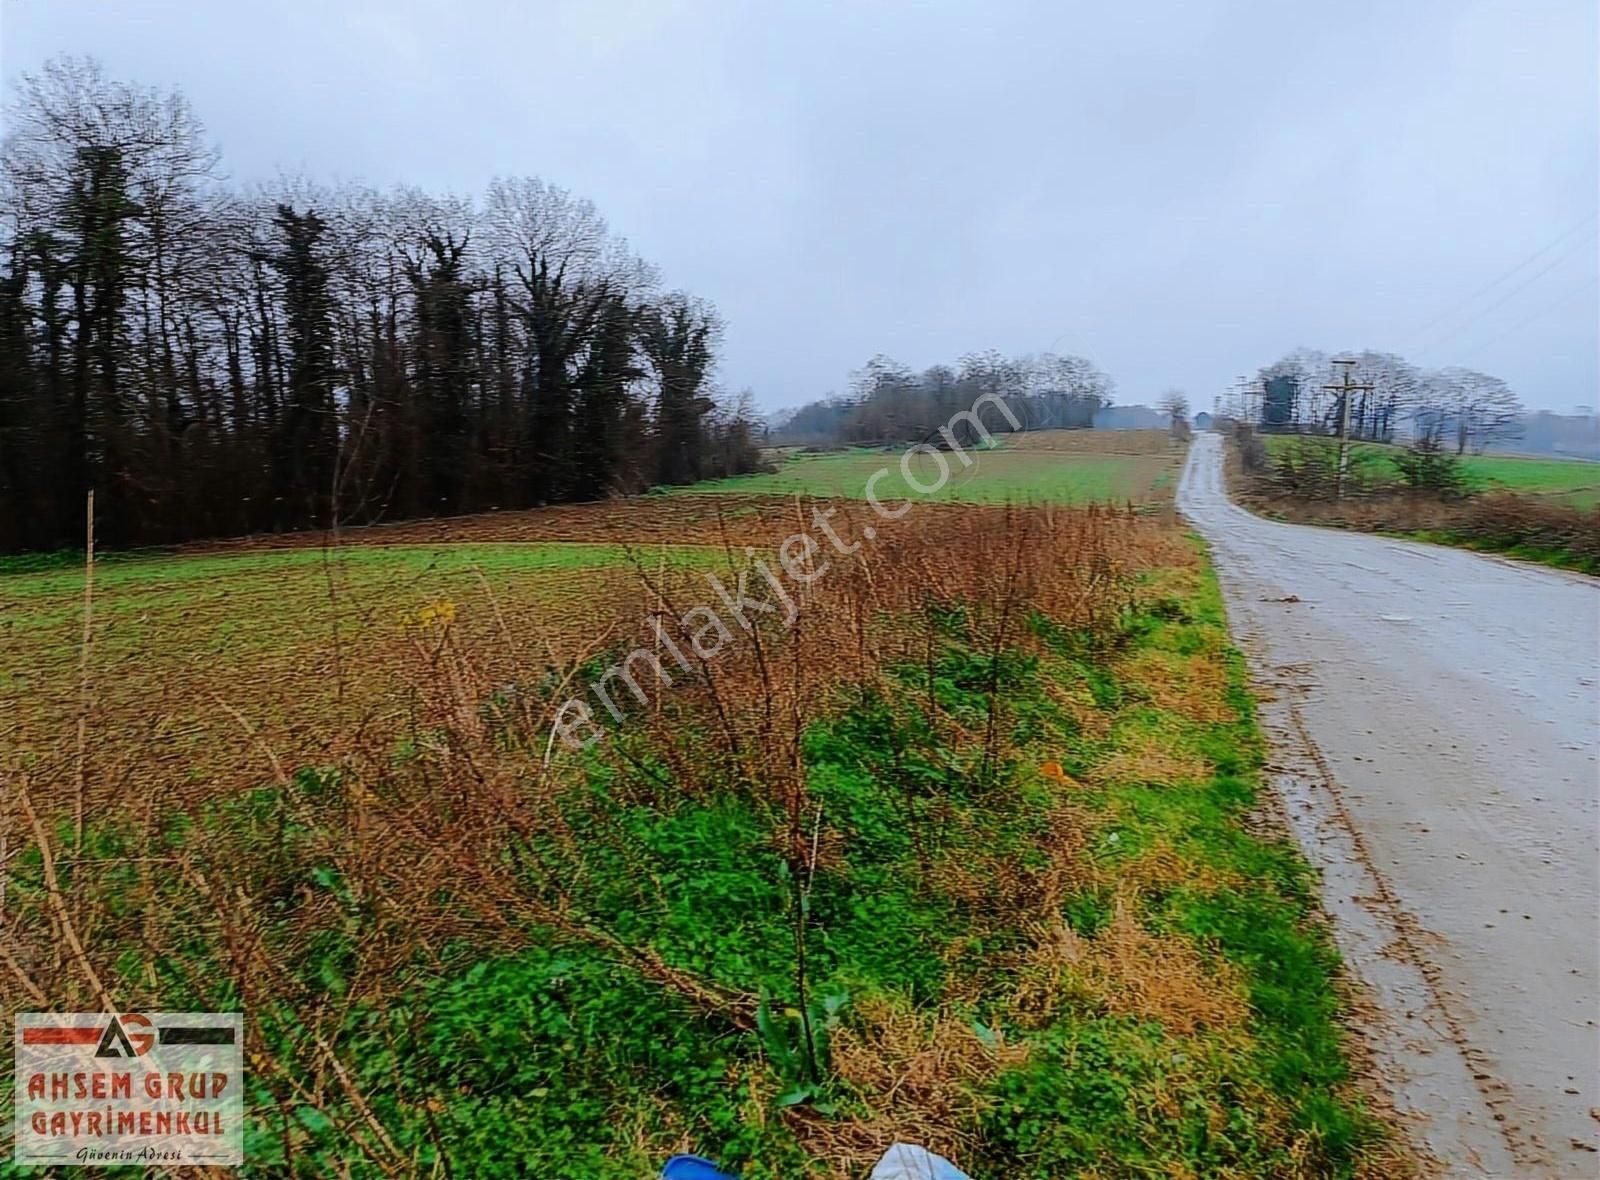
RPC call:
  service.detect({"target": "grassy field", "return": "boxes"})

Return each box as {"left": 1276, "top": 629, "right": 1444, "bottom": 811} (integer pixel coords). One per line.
{"left": 1454, "top": 454, "right": 1600, "bottom": 506}
{"left": 1261, "top": 435, "right": 1600, "bottom": 507}
{"left": 678, "top": 430, "right": 1185, "bottom": 506}
{"left": 1, "top": 477, "right": 1404, "bottom": 1176}
{"left": 0, "top": 537, "right": 735, "bottom": 805}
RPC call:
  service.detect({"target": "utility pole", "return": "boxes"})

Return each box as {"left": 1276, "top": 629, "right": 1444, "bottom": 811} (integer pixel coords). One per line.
{"left": 1232, "top": 376, "right": 1262, "bottom": 429}
{"left": 1324, "top": 358, "right": 1375, "bottom": 500}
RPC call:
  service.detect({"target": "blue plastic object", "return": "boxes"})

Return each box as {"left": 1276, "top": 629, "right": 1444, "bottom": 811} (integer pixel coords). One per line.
{"left": 660, "top": 1154, "right": 739, "bottom": 1180}
{"left": 868, "top": 1142, "right": 972, "bottom": 1179}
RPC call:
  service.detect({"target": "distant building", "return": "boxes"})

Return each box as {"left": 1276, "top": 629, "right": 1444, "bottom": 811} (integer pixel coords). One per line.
{"left": 1093, "top": 404, "right": 1169, "bottom": 431}
{"left": 1193, "top": 411, "right": 1212, "bottom": 430}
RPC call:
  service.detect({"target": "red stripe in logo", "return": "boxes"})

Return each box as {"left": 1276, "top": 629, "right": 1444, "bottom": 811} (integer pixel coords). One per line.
{"left": 23, "top": 1027, "right": 101, "bottom": 1045}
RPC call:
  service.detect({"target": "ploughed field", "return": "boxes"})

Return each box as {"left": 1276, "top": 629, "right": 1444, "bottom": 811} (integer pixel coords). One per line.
{"left": 0, "top": 438, "right": 1406, "bottom": 1178}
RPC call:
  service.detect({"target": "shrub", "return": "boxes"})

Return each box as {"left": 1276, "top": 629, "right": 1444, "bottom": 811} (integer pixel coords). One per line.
{"left": 1262, "top": 436, "right": 1382, "bottom": 499}
{"left": 1390, "top": 434, "right": 1471, "bottom": 499}
{"left": 1241, "top": 488, "right": 1600, "bottom": 573}
{"left": 1231, "top": 423, "right": 1267, "bottom": 474}
{"left": 1453, "top": 493, "right": 1600, "bottom": 570}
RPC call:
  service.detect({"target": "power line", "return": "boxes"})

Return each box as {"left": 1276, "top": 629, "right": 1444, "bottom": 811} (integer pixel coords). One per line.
{"left": 1413, "top": 223, "right": 1598, "bottom": 356}
{"left": 1456, "top": 280, "right": 1596, "bottom": 359}
{"left": 1407, "top": 211, "right": 1597, "bottom": 344}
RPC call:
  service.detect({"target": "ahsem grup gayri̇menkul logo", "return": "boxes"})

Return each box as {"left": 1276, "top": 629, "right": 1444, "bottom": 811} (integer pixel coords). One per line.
{"left": 14, "top": 1012, "right": 243, "bottom": 1167}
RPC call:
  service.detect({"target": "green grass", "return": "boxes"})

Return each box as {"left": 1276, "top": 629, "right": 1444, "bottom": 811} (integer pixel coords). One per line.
{"left": 670, "top": 446, "right": 1179, "bottom": 505}
{"left": 0, "top": 542, "right": 720, "bottom": 660}
{"left": 1262, "top": 435, "right": 1600, "bottom": 507}
{"left": 1403, "top": 530, "right": 1598, "bottom": 574}
{"left": 0, "top": 541, "right": 705, "bottom": 601}
{"left": 0, "top": 541, "right": 725, "bottom": 735}
{"left": 1452, "top": 454, "right": 1600, "bottom": 506}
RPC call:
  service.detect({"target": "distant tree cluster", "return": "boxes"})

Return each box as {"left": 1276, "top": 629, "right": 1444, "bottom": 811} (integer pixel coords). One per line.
{"left": 773, "top": 351, "right": 1114, "bottom": 447}
{"left": 1508, "top": 410, "right": 1599, "bottom": 461}
{"left": 0, "top": 58, "right": 762, "bottom": 553}
{"left": 1248, "top": 349, "right": 1523, "bottom": 454}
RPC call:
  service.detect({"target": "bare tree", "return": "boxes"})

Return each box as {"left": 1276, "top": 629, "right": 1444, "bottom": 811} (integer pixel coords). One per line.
{"left": 1435, "top": 367, "right": 1523, "bottom": 454}
{"left": 1255, "top": 347, "right": 1522, "bottom": 454}
{"left": 0, "top": 56, "right": 759, "bottom": 553}
{"left": 776, "top": 348, "right": 1115, "bottom": 446}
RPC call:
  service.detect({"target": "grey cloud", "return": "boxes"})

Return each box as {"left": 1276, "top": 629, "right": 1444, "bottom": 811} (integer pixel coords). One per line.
{"left": 4, "top": 0, "right": 1593, "bottom": 410}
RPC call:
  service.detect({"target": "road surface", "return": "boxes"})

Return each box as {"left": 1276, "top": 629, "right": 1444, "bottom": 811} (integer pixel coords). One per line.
{"left": 1179, "top": 432, "right": 1599, "bottom": 1176}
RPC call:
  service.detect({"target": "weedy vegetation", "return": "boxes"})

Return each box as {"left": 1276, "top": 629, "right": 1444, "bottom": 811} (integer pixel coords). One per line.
{"left": 1, "top": 487, "right": 1405, "bottom": 1177}
{"left": 1231, "top": 427, "right": 1599, "bottom": 574}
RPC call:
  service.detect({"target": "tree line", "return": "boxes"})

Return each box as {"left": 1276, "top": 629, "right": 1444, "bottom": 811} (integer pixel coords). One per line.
{"left": 1248, "top": 349, "right": 1523, "bottom": 453}
{"left": 0, "top": 58, "right": 762, "bottom": 553}
{"left": 773, "top": 351, "right": 1115, "bottom": 447}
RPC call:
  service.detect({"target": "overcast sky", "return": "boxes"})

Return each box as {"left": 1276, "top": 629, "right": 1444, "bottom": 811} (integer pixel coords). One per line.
{"left": 3, "top": 0, "right": 1595, "bottom": 413}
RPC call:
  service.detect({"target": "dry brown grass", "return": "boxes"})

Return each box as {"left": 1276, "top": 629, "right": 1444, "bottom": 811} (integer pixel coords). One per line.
{"left": 925, "top": 802, "right": 1094, "bottom": 941}
{"left": 1118, "top": 837, "right": 1245, "bottom": 895}
{"left": 1, "top": 495, "right": 1191, "bottom": 817}
{"left": 1119, "top": 649, "right": 1238, "bottom": 724}
{"left": 1039, "top": 662, "right": 1119, "bottom": 741}
{"left": 1008, "top": 893, "right": 1248, "bottom": 1036}
{"left": 1088, "top": 730, "right": 1212, "bottom": 787}
{"left": 1007, "top": 429, "right": 1181, "bottom": 455}
{"left": 0, "top": 554, "right": 681, "bottom": 816}
{"left": 179, "top": 493, "right": 810, "bottom": 554}
{"left": 800, "top": 993, "right": 1028, "bottom": 1172}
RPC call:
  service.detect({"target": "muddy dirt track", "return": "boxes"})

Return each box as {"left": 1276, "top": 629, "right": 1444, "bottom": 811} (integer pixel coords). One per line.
{"left": 1181, "top": 432, "right": 1599, "bottom": 1176}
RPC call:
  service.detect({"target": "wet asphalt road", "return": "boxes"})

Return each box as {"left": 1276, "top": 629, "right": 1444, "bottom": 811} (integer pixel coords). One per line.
{"left": 1180, "top": 432, "right": 1600, "bottom": 1175}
